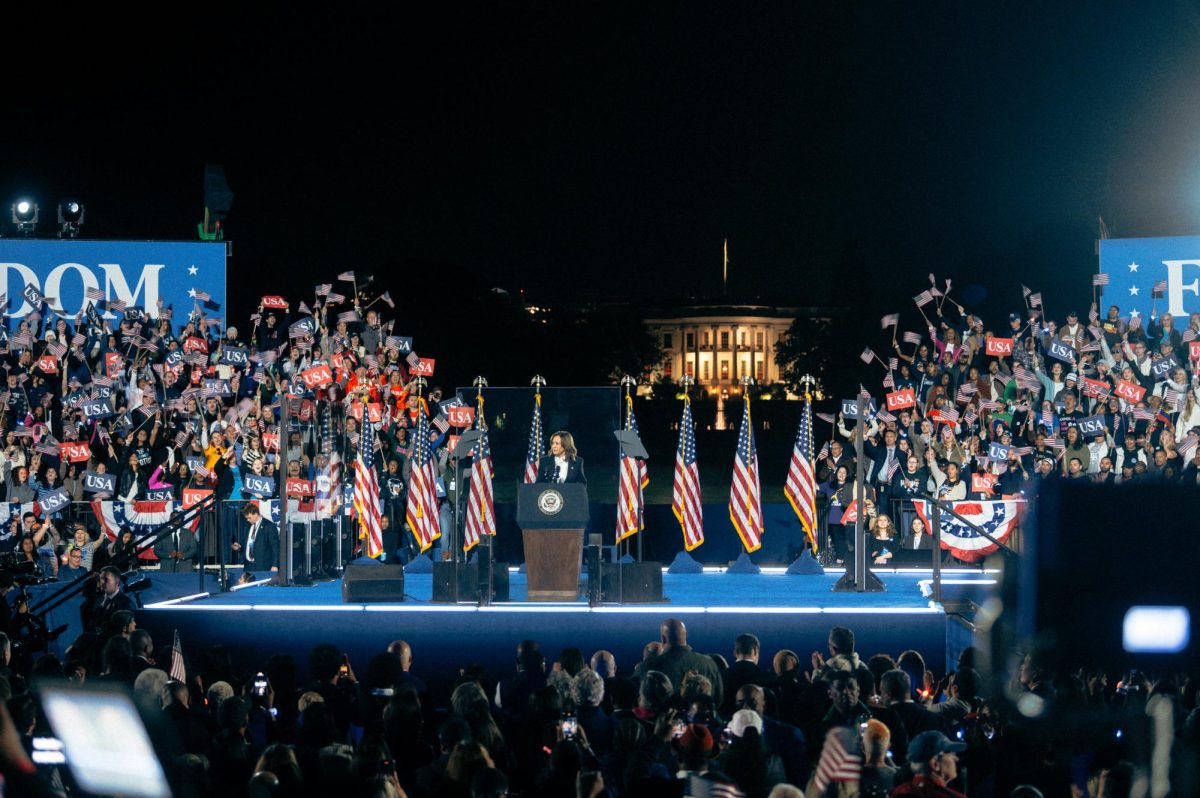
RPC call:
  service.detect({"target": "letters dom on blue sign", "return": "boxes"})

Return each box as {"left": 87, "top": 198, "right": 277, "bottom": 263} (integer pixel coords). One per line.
{"left": 0, "top": 239, "right": 226, "bottom": 321}
{"left": 1099, "top": 236, "right": 1200, "bottom": 320}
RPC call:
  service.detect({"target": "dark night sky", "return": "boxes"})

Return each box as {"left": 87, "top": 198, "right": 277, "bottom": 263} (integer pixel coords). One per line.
{"left": 5, "top": 3, "right": 1200, "bottom": 325}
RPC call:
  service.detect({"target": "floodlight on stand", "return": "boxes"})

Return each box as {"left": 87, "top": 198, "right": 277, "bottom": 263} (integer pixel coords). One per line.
{"left": 11, "top": 199, "right": 38, "bottom": 235}
{"left": 57, "top": 199, "right": 84, "bottom": 238}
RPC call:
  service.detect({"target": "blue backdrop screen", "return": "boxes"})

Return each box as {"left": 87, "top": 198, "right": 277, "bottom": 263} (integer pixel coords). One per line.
{"left": 1099, "top": 236, "right": 1200, "bottom": 320}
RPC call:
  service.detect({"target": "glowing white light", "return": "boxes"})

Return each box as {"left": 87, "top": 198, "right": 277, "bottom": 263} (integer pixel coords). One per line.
{"left": 1123, "top": 606, "right": 1190, "bottom": 654}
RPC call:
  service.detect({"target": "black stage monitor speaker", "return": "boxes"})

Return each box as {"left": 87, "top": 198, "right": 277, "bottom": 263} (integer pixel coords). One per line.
{"left": 432, "top": 562, "right": 511, "bottom": 603}
{"left": 600, "top": 562, "right": 664, "bottom": 603}
{"left": 342, "top": 563, "right": 405, "bottom": 603}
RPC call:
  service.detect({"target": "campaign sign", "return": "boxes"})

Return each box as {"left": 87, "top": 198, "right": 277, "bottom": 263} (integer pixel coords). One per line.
{"left": 22, "top": 283, "right": 46, "bottom": 311}
{"left": 59, "top": 442, "right": 92, "bottom": 463}
{"left": 105, "top": 352, "right": 122, "bottom": 378}
{"left": 36, "top": 356, "right": 58, "bottom": 374}
{"left": 1047, "top": 339, "right": 1076, "bottom": 364}
{"left": 1099, "top": 236, "right": 1200, "bottom": 319}
{"left": 1191, "top": 341, "right": 1200, "bottom": 361}
{"left": 261, "top": 295, "right": 289, "bottom": 310}
{"left": 165, "top": 349, "right": 184, "bottom": 369}
{"left": 286, "top": 478, "right": 314, "bottom": 497}
{"left": 290, "top": 316, "right": 318, "bottom": 337}
{"left": 183, "top": 335, "right": 208, "bottom": 355}
{"left": 1151, "top": 354, "right": 1181, "bottom": 379}
{"left": 182, "top": 487, "right": 212, "bottom": 508}
{"left": 1082, "top": 378, "right": 1111, "bottom": 399}
{"left": 263, "top": 431, "right": 279, "bottom": 451}
{"left": 82, "top": 396, "right": 116, "bottom": 419}
{"left": 300, "top": 364, "right": 333, "bottom": 389}
{"left": 82, "top": 470, "right": 117, "bottom": 495}
{"left": 1115, "top": 379, "right": 1146, "bottom": 403}
{"left": 146, "top": 489, "right": 174, "bottom": 501}
{"left": 388, "top": 336, "right": 414, "bottom": 353}
{"left": 220, "top": 345, "right": 248, "bottom": 367}
{"left": 412, "top": 357, "right": 436, "bottom": 377}
{"left": 203, "top": 378, "right": 231, "bottom": 397}
{"left": 243, "top": 474, "right": 275, "bottom": 498}
{"left": 971, "top": 473, "right": 997, "bottom": 494}
{"left": 885, "top": 388, "right": 916, "bottom": 411}
{"left": 988, "top": 442, "right": 1011, "bottom": 461}
{"left": 0, "top": 239, "right": 226, "bottom": 321}
{"left": 447, "top": 405, "right": 476, "bottom": 428}
{"left": 985, "top": 337, "right": 1014, "bottom": 356}
{"left": 842, "top": 397, "right": 878, "bottom": 419}
{"left": 38, "top": 487, "right": 70, "bottom": 514}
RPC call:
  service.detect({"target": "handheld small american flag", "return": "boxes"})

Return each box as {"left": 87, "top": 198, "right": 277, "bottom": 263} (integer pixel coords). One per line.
{"left": 672, "top": 396, "right": 704, "bottom": 551}
{"left": 338, "top": 270, "right": 356, "bottom": 282}
{"left": 1093, "top": 273, "right": 1109, "bottom": 286}
{"left": 1029, "top": 292, "right": 1042, "bottom": 308}
{"left": 463, "top": 414, "right": 496, "bottom": 552}
{"left": 326, "top": 291, "right": 346, "bottom": 304}
{"left": 1089, "top": 306, "right": 1100, "bottom": 323}
{"left": 1022, "top": 284, "right": 1032, "bottom": 298}
{"left": 880, "top": 313, "right": 899, "bottom": 329}
{"left": 784, "top": 392, "right": 818, "bottom": 553}
{"left": 1182, "top": 329, "right": 1197, "bottom": 343}
{"left": 316, "top": 283, "right": 332, "bottom": 296}
{"left": 1153, "top": 280, "right": 1168, "bottom": 295}
{"left": 405, "top": 403, "right": 441, "bottom": 552}
{"left": 903, "top": 331, "right": 922, "bottom": 346}
{"left": 860, "top": 347, "right": 874, "bottom": 364}
{"left": 728, "top": 395, "right": 763, "bottom": 553}
{"left": 169, "top": 629, "right": 186, "bottom": 682}
{"left": 353, "top": 415, "right": 384, "bottom": 558}
{"left": 616, "top": 395, "right": 647, "bottom": 542}
{"left": 379, "top": 291, "right": 395, "bottom": 309}
{"left": 523, "top": 393, "right": 543, "bottom": 484}
{"left": 817, "top": 441, "right": 830, "bottom": 461}
{"left": 913, "top": 290, "right": 933, "bottom": 308}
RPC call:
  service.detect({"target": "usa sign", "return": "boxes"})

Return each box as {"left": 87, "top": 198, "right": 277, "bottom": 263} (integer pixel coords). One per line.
{"left": 0, "top": 239, "right": 225, "bottom": 321}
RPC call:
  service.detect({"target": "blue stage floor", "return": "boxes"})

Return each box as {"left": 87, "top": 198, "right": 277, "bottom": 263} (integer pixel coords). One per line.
{"left": 177, "top": 569, "right": 958, "bottom": 609}
{"left": 131, "top": 568, "right": 996, "bottom": 696}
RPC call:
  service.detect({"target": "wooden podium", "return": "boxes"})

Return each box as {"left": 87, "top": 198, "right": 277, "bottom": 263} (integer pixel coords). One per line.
{"left": 517, "top": 483, "right": 589, "bottom": 601}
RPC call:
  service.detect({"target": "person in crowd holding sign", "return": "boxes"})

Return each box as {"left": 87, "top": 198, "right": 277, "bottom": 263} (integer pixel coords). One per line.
{"left": 236, "top": 503, "right": 279, "bottom": 574}
{"left": 537, "top": 430, "right": 587, "bottom": 484}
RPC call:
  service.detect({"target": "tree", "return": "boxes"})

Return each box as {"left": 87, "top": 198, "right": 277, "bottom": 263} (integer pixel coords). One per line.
{"left": 774, "top": 316, "right": 838, "bottom": 395}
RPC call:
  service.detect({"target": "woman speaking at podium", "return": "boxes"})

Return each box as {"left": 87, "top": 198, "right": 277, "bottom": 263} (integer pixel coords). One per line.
{"left": 537, "top": 431, "right": 588, "bottom": 484}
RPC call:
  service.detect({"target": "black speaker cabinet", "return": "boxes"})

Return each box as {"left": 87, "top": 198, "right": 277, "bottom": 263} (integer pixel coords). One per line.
{"left": 599, "top": 562, "right": 664, "bottom": 603}
{"left": 342, "top": 563, "right": 405, "bottom": 603}
{"left": 432, "top": 561, "right": 510, "bottom": 603}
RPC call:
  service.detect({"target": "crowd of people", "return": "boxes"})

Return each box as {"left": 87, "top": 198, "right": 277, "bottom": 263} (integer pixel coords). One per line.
{"left": 812, "top": 284, "right": 1200, "bottom": 565}
{"left": 0, "top": 616, "right": 1190, "bottom": 797}
{"left": 0, "top": 272, "right": 457, "bottom": 582}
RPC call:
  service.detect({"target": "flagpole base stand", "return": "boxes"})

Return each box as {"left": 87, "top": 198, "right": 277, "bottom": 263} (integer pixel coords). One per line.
{"left": 667, "top": 551, "right": 703, "bottom": 574}
{"left": 404, "top": 554, "right": 434, "bottom": 574}
{"left": 727, "top": 552, "right": 761, "bottom": 574}
{"left": 786, "top": 549, "right": 825, "bottom": 575}
{"left": 831, "top": 567, "right": 886, "bottom": 592}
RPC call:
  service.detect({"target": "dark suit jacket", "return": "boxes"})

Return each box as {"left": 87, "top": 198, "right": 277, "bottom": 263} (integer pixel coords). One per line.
{"left": 153, "top": 529, "right": 198, "bottom": 572}
{"left": 536, "top": 455, "right": 587, "bottom": 484}
{"left": 240, "top": 518, "right": 279, "bottom": 570}
{"left": 719, "top": 659, "right": 779, "bottom": 717}
{"left": 89, "top": 590, "right": 137, "bottom": 633}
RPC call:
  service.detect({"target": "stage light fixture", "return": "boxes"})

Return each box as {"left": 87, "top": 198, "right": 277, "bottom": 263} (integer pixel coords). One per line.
{"left": 57, "top": 199, "right": 85, "bottom": 238}
{"left": 11, "top": 198, "right": 38, "bottom": 235}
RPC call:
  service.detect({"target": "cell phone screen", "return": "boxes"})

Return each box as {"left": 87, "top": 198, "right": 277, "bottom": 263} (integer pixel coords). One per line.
{"left": 40, "top": 684, "right": 171, "bottom": 798}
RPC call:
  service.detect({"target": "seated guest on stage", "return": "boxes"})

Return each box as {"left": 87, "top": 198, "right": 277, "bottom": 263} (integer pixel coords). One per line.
{"left": 537, "top": 430, "right": 587, "bottom": 484}
{"left": 235, "top": 504, "right": 279, "bottom": 573}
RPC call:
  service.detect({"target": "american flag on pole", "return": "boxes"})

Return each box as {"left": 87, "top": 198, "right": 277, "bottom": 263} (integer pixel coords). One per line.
{"left": 880, "top": 313, "right": 899, "bottom": 329}
{"left": 784, "top": 392, "right": 818, "bottom": 553}
{"left": 1029, "top": 292, "right": 1042, "bottom": 308}
{"left": 913, "top": 290, "right": 934, "bottom": 308}
{"left": 1093, "top": 273, "right": 1109, "bottom": 286}
{"left": 463, "top": 414, "right": 496, "bottom": 552}
{"left": 169, "top": 629, "right": 186, "bottom": 682}
{"left": 523, "top": 393, "right": 543, "bottom": 484}
{"left": 353, "top": 414, "right": 384, "bottom": 558}
{"left": 672, "top": 397, "right": 704, "bottom": 551}
{"left": 616, "top": 395, "right": 647, "bottom": 542}
{"left": 903, "top": 331, "right": 922, "bottom": 345}
{"left": 338, "top": 270, "right": 356, "bottom": 282}
{"left": 728, "top": 395, "right": 763, "bottom": 553}
{"left": 405, "top": 403, "right": 441, "bottom": 552}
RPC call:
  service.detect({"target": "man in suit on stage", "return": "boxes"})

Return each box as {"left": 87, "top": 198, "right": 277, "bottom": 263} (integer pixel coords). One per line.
{"left": 153, "top": 527, "right": 198, "bottom": 573}
{"left": 536, "top": 430, "right": 587, "bottom": 484}
{"left": 235, "top": 504, "right": 279, "bottom": 573}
